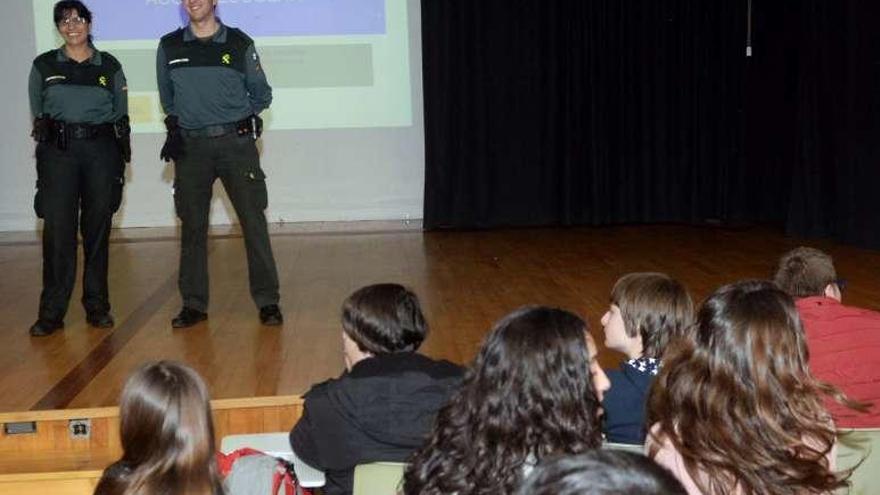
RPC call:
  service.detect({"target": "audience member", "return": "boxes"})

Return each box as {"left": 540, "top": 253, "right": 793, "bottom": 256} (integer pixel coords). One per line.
{"left": 516, "top": 450, "right": 687, "bottom": 495}
{"left": 646, "top": 280, "right": 849, "bottom": 494}
{"left": 600, "top": 272, "right": 693, "bottom": 444}
{"left": 288, "top": 283, "right": 463, "bottom": 495}
{"left": 774, "top": 246, "right": 879, "bottom": 427}
{"left": 94, "top": 361, "right": 222, "bottom": 495}
{"left": 403, "top": 306, "right": 610, "bottom": 495}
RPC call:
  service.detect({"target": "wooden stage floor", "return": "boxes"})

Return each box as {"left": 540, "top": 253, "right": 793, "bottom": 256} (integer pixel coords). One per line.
{"left": 0, "top": 224, "right": 878, "bottom": 413}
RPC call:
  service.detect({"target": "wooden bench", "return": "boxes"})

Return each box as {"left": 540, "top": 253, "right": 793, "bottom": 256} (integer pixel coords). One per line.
{"left": 0, "top": 396, "right": 304, "bottom": 495}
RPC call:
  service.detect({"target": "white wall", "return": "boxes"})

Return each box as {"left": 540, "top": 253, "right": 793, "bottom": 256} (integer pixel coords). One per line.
{"left": 0, "top": 1, "right": 425, "bottom": 231}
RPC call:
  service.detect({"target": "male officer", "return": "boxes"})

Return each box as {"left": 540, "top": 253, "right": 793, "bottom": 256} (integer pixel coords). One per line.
{"left": 157, "top": 0, "right": 282, "bottom": 328}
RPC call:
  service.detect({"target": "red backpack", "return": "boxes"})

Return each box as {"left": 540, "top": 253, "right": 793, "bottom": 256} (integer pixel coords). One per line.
{"left": 217, "top": 448, "right": 314, "bottom": 495}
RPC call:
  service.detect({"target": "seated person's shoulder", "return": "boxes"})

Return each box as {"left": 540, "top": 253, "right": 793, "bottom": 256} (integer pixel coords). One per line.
{"left": 606, "top": 366, "right": 627, "bottom": 381}
{"left": 423, "top": 355, "right": 465, "bottom": 378}
{"left": 349, "top": 352, "right": 463, "bottom": 379}
{"left": 302, "top": 375, "right": 344, "bottom": 403}
{"left": 604, "top": 365, "right": 652, "bottom": 400}
{"left": 412, "top": 353, "right": 464, "bottom": 374}
{"left": 299, "top": 354, "right": 462, "bottom": 420}
{"left": 853, "top": 304, "right": 880, "bottom": 319}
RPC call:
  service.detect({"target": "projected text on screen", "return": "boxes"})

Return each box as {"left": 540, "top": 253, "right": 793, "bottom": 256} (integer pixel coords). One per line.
{"left": 91, "top": 0, "right": 386, "bottom": 40}
{"left": 33, "top": 0, "right": 413, "bottom": 133}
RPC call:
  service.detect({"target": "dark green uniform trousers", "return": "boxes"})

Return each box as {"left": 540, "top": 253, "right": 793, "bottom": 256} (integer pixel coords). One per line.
{"left": 174, "top": 133, "right": 280, "bottom": 312}
{"left": 35, "top": 136, "right": 124, "bottom": 322}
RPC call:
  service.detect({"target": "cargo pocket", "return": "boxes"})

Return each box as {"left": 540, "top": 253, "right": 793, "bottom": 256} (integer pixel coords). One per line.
{"left": 33, "top": 179, "right": 44, "bottom": 219}
{"left": 107, "top": 157, "right": 126, "bottom": 214}
{"left": 245, "top": 167, "right": 268, "bottom": 211}
{"left": 110, "top": 174, "right": 125, "bottom": 214}
{"left": 33, "top": 148, "right": 45, "bottom": 219}
{"left": 172, "top": 180, "right": 182, "bottom": 220}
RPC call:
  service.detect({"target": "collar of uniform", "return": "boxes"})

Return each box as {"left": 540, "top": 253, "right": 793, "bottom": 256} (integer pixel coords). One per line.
{"left": 55, "top": 45, "right": 102, "bottom": 65}
{"left": 183, "top": 22, "right": 228, "bottom": 43}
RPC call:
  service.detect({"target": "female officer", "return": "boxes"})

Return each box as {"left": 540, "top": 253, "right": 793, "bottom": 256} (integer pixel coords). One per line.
{"left": 28, "top": 0, "right": 129, "bottom": 336}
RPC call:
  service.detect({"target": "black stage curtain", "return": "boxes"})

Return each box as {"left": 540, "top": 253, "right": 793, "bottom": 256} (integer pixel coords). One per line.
{"left": 771, "top": 1, "right": 880, "bottom": 248}
{"left": 422, "top": 1, "right": 880, "bottom": 249}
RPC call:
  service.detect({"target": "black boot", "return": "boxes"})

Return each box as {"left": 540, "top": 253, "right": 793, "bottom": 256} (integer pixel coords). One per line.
{"left": 259, "top": 304, "right": 283, "bottom": 326}
{"left": 86, "top": 312, "right": 114, "bottom": 328}
{"left": 29, "top": 319, "right": 63, "bottom": 337}
{"left": 171, "top": 307, "right": 207, "bottom": 329}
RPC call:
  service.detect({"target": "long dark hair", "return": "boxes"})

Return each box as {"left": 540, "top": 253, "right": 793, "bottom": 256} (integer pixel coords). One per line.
{"left": 647, "top": 280, "right": 851, "bottom": 494}
{"left": 403, "top": 306, "right": 603, "bottom": 495}
{"left": 94, "top": 361, "right": 223, "bottom": 495}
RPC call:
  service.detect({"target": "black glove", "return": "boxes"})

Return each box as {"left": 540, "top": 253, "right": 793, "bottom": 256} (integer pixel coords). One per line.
{"left": 114, "top": 115, "right": 132, "bottom": 163}
{"left": 31, "top": 115, "right": 54, "bottom": 143}
{"left": 160, "top": 115, "right": 184, "bottom": 162}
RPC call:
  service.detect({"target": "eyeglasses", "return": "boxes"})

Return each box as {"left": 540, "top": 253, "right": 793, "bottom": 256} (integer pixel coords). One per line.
{"left": 59, "top": 16, "right": 88, "bottom": 27}
{"left": 835, "top": 278, "right": 848, "bottom": 292}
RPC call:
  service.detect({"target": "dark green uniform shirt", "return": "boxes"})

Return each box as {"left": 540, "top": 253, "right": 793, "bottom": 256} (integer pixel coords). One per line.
{"left": 156, "top": 23, "right": 272, "bottom": 130}
{"left": 28, "top": 47, "right": 127, "bottom": 124}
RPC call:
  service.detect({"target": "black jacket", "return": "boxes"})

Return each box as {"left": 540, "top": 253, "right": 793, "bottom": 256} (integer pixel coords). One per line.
{"left": 289, "top": 352, "right": 463, "bottom": 495}
{"left": 601, "top": 363, "right": 656, "bottom": 444}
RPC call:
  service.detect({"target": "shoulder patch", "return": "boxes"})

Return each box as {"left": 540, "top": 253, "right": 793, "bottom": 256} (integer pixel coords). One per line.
{"left": 226, "top": 27, "right": 254, "bottom": 45}
{"left": 100, "top": 51, "right": 122, "bottom": 72}
{"left": 160, "top": 28, "right": 185, "bottom": 43}
{"left": 33, "top": 50, "right": 61, "bottom": 78}
{"left": 34, "top": 50, "right": 58, "bottom": 65}
{"left": 224, "top": 27, "right": 254, "bottom": 52}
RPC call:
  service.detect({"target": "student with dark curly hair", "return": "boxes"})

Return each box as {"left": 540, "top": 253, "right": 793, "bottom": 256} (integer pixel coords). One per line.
{"left": 289, "top": 283, "right": 462, "bottom": 495}
{"left": 94, "top": 361, "right": 222, "bottom": 495}
{"left": 402, "top": 306, "right": 609, "bottom": 495}
{"left": 646, "top": 280, "right": 854, "bottom": 494}
{"left": 517, "top": 450, "right": 687, "bottom": 495}
{"left": 600, "top": 272, "right": 693, "bottom": 444}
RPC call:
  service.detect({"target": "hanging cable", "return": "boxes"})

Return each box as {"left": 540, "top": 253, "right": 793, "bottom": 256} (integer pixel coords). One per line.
{"left": 746, "top": 0, "right": 753, "bottom": 57}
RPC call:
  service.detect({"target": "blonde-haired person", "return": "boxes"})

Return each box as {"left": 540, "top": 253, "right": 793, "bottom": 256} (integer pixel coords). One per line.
{"left": 600, "top": 272, "right": 693, "bottom": 444}
{"left": 647, "top": 281, "right": 853, "bottom": 494}
{"left": 94, "top": 361, "right": 223, "bottom": 495}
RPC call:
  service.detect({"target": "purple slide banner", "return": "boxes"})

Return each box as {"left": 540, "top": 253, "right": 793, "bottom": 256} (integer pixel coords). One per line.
{"left": 90, "top": 0, "right": 386, "bottom": 41}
